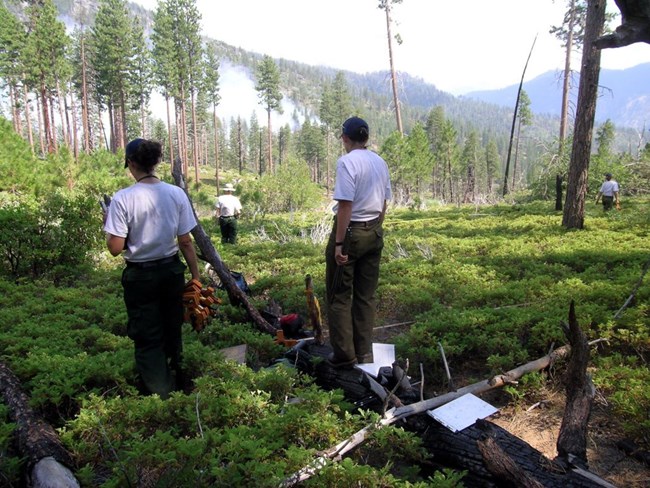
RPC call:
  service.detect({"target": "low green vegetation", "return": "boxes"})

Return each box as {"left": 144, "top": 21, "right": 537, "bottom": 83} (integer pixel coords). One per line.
{"left": 1, "top": 128, "right": 648, "bottom": 485}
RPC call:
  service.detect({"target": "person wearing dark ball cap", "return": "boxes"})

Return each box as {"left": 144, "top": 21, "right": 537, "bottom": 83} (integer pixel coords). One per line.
{"left": 103, "top": 138, "right": 200, "bottom": 399}
{"left": 326, "top": 116, "right": 392, "bottom": 369}
{"left": 595, "top": 172, "right": 620, "bottom": 211}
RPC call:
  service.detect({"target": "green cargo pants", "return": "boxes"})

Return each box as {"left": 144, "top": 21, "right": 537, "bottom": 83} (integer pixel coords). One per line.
{"left": 326, "top": 218, "right": 384, "bottom": 363}
{"left": 122, "top": 257, "right": 186, "bottom": 399}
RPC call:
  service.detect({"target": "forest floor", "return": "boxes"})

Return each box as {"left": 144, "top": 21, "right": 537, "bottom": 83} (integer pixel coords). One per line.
{"left": 370, "top": 324, "right": 650, "bottom": 488}
{"left": 487, "top": 387, "right": 648, "bottom": 488}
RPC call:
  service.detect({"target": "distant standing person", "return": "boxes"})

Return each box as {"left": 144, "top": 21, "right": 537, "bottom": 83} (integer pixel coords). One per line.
{"left": 103, "top": 138, "right": 201, "bottom": 399}
{"left": 595, "top": 172, "right": 620, "bottom": 211}
{"left": 215, "top": 183, "right": 242, "bottom": 244}
{"left": 326, "top": 117, "right": 392, "bottom": 368}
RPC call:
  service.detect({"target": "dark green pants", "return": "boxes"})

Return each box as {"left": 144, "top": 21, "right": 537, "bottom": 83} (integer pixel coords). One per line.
{"left": 602, "top": 196, "right": 614, "bottom": 211}
{"left": 219, "top": 216, "right": 238, "bottom": 244}
{"left": 122, "top": 257, "right": 186, "bottom": 399}
{"left": 326, "top": 219, "right": 384, "bottom": 362}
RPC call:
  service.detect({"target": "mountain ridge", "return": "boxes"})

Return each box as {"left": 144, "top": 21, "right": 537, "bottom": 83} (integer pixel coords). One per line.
{"left": 463, "top": 63, "right": 650, "bottom": 128}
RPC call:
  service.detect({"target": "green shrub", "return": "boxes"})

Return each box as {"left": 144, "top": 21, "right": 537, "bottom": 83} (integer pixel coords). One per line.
{"left": 0, "top": 403, "right": 24, "bottom": 486}
{"left": 0, "top": 191, "right": 103, "bottom": 280}
{"left": 593, "top": 354, "right": 650, "bottom": 440}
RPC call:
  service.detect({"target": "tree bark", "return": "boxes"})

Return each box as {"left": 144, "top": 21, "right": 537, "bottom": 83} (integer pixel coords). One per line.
{"left": 477, "top": 434, "right": 545, "bottom": 488}
{"left": 562, "top": 0, "right": 606, "bottom": 229}
{"left": 555, "top": 174, "right": 563, "bottom": 211}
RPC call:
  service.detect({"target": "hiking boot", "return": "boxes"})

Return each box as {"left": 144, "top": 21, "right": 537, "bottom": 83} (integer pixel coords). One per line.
{"left": 327, "top": 353, "right": 357, "bottom": 369}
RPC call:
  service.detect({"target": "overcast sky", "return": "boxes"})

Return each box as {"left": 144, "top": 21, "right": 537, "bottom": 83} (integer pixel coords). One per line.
{"left": 132, "top": 0, "right": 649, "bottom": 95}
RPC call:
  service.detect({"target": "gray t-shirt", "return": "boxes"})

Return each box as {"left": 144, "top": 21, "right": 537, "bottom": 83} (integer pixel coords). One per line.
{"left": 104, "top": 181, "right": 196, "bottom": 262}
{"left": 333, "top": 148, "right": 392, "bottom": 221}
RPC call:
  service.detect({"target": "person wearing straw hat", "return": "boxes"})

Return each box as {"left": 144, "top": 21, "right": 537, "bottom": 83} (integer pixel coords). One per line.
{"left": 215, "top": 183, "right": 242, "bottom": 244}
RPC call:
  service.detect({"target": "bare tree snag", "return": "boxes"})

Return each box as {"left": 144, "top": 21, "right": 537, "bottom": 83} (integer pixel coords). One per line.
{"left": 503, "top": 36, "right": 537, "bottom": 196}
{"left": 0, "top": 361, "right": 80, "bottom": 487}
{"left": 556, "top": 301, "right": 595, "bottom": 467}
{"left": 171, "top": 158, "right": 276, "bottom": 335}
{"left": 562, "top": 0, "right": 606, "bottom": 229}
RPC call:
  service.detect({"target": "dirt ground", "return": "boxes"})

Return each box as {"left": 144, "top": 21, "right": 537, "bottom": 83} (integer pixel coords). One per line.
{"left": 487, "top": 387, "right": 649, "bottom": 488}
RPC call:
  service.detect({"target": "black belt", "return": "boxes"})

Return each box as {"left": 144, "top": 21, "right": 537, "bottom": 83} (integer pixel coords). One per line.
{"left": 126, "top": 254, "right": 179, "bottom": 269}
{"left": 220, "top": 215, "right": 235, "bottom": 219}
{"left": 348, "top": 217, "right": 381, "bottom": 228}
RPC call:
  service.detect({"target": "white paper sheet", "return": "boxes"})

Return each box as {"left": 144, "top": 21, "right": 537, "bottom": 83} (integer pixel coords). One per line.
{"left": 427, "top": 393, "right": 498, "bottom": 432}
{"left": 355, "top": 343, "right": 395, "bottom": 377}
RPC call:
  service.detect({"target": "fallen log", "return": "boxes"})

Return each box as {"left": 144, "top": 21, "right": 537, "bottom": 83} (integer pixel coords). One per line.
{"left": 419, "top": 417, "right": 614, "bottom": 488}
{"left": 0, "top": 361, "right": 79, "bottom": 488}
{"left": 171, "top": 158, "right": 276, "bottom": 335}
{"left": 282, "top": 335, "right": 608, "bottom": 486}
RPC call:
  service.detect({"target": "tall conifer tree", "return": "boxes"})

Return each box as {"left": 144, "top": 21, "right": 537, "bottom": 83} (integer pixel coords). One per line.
{"left": 255, "top": 55, "right": 283, "bottom": 174}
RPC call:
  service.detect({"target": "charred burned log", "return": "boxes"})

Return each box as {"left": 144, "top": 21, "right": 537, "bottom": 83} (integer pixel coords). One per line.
{"left": 416, "top": 417, "right": 613, "bottom": 488}
{"left": 0, "top": 361, "right": 79, "bottom": 487}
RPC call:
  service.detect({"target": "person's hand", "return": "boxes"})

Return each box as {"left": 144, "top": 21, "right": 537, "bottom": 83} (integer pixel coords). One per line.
{"left": 335, "top": 247, "right": 348, "bottom": 265}
{"left": 616, "top": 201, "right": 621, "bottom": 211}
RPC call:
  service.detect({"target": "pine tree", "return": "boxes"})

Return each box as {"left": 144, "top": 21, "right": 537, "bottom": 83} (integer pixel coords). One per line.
{"left": 151, "top": 1, "right": 177, "bottom": 164}
{"left": 405, "top": 123, "right": 432, "bottom": 203}
{"left": 23, "top": 0, "right": 69, "bottom": 154}
{"left": 512, "top": 90, "right": 532, "bottom": 191}
{"left": 319, "top": 71, "right": 352, "bottom": 193}
{"left": 91, "top": 0, "right": 135, "bottom": 151}
{"left": 485, "top": 139, "right": 500, "bottom": 195}
{"left": 255, "top": 55, "right": 283, "bottom": 174}
{"left": 203, "top": 42, "right": 221, "bottom": 190}
{"left": 129, "top": 18, "right": 152, "bottom": 138}
{"left": 0, "top": 4, "right": 27, "bottom": 137}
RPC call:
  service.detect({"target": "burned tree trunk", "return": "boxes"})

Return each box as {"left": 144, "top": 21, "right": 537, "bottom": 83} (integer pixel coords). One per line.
{"left": 171, "top": 157, "right": 276, "bottom": 335}
{"left": 556, "top": 301, "right": 595, "bottom": 466}
{"left": 0, "top": 361, "right": 79, "bottom": 487}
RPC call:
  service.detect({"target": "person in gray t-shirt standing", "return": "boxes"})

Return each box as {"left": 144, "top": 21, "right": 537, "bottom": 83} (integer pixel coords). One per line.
{"left": 326, "top": 117, "right": 392, "bottom": 369}
{"left": 104, "top": 138, "right": 200, "bottom": 399}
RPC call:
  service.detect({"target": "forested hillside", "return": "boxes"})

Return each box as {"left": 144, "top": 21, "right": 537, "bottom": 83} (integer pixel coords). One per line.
{"left": 1, "top": 0, "right": 648, "bottom": 200}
